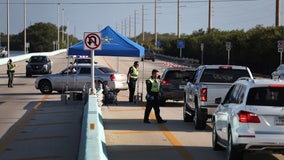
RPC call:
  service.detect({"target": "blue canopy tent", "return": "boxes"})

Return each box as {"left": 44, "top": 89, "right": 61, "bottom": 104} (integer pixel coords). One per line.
{"left": 67, "top": 26, "right": 144, "bottom": 57}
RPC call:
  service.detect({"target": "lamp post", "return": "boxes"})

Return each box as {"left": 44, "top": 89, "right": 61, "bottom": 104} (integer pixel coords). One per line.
{"left": 24, "top": 0, "right": 27, "bottom": 54}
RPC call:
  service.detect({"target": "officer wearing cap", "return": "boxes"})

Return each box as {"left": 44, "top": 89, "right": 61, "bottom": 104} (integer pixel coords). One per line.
{"left": 127, "top": 61, "right": 139, "bottom": 102}
{"left": 144, "top": 69, "right": 167, "bottom": 124}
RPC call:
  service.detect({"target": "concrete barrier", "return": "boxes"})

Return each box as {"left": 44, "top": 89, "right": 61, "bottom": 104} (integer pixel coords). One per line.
{"left": 78, "top": 88, "right": 108, "bottom": 160}
{"left": 0, "top": 49, "right": 67, "bottom": 65}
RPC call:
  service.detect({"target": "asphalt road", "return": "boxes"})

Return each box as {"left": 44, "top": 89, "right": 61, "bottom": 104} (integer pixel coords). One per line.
{"left": 0, "top": 53, "right": 83, "bottom": 160}
{"left": 100, "top": 57, "right": 284, "bottom": 160}
{"left": 0, "top": 53, "right": 283, "bottom": 160}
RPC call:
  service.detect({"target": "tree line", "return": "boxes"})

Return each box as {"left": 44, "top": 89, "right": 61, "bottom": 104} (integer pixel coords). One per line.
{"left": 1, "top": 22, "right": 283, "bottom": 75}
{"left": 135, "top": 25, "right": 284, "bottom": 75}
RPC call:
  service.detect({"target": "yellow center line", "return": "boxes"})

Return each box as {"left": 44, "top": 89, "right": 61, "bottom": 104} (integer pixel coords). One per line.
{"left": 0, "top": 95, "right": 49, "bottom": 153}
{"left": 147, "top": 106, "right": 193, "bottom": 160}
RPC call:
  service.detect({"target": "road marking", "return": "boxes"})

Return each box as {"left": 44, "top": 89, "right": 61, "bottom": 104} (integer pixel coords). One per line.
{"left": 0, "top": 95, "right": 48, "bottom": 153}
{"left": 148, "top": 106, "right": 193, "bottom": 160}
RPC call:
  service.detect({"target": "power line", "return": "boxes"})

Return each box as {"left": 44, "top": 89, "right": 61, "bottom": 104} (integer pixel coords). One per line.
{"left": 0, "top": 0, "right": 259, "bottom": 5}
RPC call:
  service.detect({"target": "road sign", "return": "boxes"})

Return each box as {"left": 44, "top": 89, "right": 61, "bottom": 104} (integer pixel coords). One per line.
{"left": 226, "top": 42, "right": 231, "bottom": 51}
{"left": 278, "top": 40, "right": 284, "bottom": 52}
{"left": 84, "top": 32, "right": 102, "bottom": 50}
{"left": 177, "top": 40, "right": 185, "bottom": 49}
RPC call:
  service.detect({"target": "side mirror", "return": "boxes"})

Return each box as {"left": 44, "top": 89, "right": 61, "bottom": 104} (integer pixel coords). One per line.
{"left": 215, "top": 97, "right": 222, "bottom": 104}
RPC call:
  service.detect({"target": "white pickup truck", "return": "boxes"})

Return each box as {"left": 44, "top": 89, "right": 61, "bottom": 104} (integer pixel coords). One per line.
{"left": 183, "top": 65, "right": 254, "bottom": 130}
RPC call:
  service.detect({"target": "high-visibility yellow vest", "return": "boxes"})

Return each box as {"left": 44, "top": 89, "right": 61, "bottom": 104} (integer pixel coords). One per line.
{"left": 130, "top": 66, "right": 138, "bottom": 79}
{"left": 147, "top": 77, "right": 159, "bottom": 92}
{"left": 7, "top": 63, "right": 15, "bottom": 71}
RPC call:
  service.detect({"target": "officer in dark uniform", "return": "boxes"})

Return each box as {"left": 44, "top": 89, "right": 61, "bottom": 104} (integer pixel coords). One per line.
{"left": 127, "top": 61, "right": 139, "bottom": 102}
{"left": 144, "top": 69, "right": 167, "bottom": 124}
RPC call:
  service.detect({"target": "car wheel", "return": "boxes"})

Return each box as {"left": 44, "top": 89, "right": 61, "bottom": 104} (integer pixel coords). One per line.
{"left": 152, "top": 59, "right": 155, "bottom": 62}
{"left": 194, "top": 107, "right": 206, "bottom": 130}
{"left": 212, "top": 122, "right": 223, "bottom": 150}
{"left": 39, "top": 80, "right": 52, "bottom": 94}
{"left": 183, "top": 96, "right": 193, "bottom": 122}
{"left": 227, "top": 129, "right": 243, "bottom": 160}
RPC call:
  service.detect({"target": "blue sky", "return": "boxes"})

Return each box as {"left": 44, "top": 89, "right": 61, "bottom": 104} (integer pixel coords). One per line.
{"left": 0, "top": 0, "right": 283, "bottom": 39}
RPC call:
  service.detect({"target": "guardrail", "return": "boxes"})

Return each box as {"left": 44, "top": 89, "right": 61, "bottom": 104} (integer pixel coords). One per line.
{"left": 0, "top": 49, "right": 67, "bottom": 65}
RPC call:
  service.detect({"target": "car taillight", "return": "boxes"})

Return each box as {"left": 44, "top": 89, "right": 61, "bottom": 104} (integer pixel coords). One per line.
{"left": 110, "top": 74, "right": 116, "bottom": 81}
{"left": 219, "top": 66, "right": 232, "bottom": 69}
{"left": 238, "top": 110, "right": 260, "bottom": 123}
{"left": 161, "top": 79, "right": 170, "bottom": 85}
{"left": 200, "top": 88, "right": 207, "bottom": 101}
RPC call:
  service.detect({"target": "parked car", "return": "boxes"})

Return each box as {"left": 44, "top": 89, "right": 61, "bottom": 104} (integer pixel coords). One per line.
{"left": 141, "top": 50, "right": 155, "bottom": 62}
{"left": 35, "top": 64, "right": 128, "bottom": 94}
{"left": 159, "top": 67, "right": 196, "bottom": 105}
{"left": 212, "top": 78, "right": 284, "bottom": 160}
{"left": 271, "top": 64, "right": 284, "bottom": 79}
{"left": 26, "top": 55, "right": 52, "bottom": 77}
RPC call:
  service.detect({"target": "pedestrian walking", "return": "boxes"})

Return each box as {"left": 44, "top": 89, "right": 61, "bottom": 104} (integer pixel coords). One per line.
{"left": 7, "top": 59, "right": 16, "bottom": 88}
{"left": 144, "top": 69, "right": 167, "bottom": 124}
{"left": 127, "top": 61, "right": 139, "bottom": 102}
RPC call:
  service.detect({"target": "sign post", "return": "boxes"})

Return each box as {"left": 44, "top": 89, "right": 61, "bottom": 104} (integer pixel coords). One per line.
{"left": 84, "top": 32, "right": 102, "bottom": 95}
{"left": 226, "top": 42, "right": 231, "bottom": 65}
{"left": 200, "top": 43, "right": 204, "bottom": 65}
{"left": 278, "top": 40, "right": 284, "bottom": 65}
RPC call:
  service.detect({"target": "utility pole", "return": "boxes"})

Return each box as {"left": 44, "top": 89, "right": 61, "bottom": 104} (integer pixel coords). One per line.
{"left": 154, "top": 0, "right": 157, "bottom": 48}
{"left": 208, "top": 0, "right": 212, "bottom": 31}
{"left": 57, "top": 3, "right": 60, "bottom": 50}
{"left": 276, "top": 0, "right": 280, "bottom": 27}
{"left": 7, "top": 0, "right": 10, "bottom": 57}
{"left": 129, "top": 15, "right": 131, "bottom": 38}
{"left": 142, "top": 5, "right": 145, "bottom": 43}
{"left": 177, "top": 0, "right": 180, "bottom": 39}
{"left": 24, "top": 0, "right": 27, "bottom": 54}
{"left": 134, "top": 10, "right": 137, "bottom": 41}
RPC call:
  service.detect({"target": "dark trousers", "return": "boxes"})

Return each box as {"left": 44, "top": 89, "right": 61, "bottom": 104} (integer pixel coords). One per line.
{"left": 144, "top": 95, "right": 162, "bottom": 122}
{"left": 7, "top": 71, "right": 14, "bottom": 87}
{"left": 128, "top": 78, "right": 137, "bottom": 102}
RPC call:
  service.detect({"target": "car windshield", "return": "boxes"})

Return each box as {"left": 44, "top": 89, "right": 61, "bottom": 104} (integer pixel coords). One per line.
{"left": 246, "top": 87, "right": 284, "bottom": 106}
{"left": 200, "top": 69, "right": 250, "bottom": 83}
{"left": 279, "top": 65, "right": 284, "bottom": 70}
{"left": 164, "top": 70, "right": 194, "bottom": 81}
{"left": 30, "top": 56, "right": 46, "bottom": 63}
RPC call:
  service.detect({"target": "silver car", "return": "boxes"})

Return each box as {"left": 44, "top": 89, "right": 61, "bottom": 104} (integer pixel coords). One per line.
{"left": 35, "top": 64, "right": 128, "bottom": 94}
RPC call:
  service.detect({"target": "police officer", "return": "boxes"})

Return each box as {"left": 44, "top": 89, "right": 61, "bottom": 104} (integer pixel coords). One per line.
{"left": 7, "top": 59, "right": 16, "bottom": 88}
{"left": 127, "top": 61, "right": 139, "bottom": 102}
{"left": 144, "top": 69, "right": 167, "bottom": 124}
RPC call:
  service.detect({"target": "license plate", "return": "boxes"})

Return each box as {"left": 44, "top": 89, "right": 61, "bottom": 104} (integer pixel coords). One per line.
{"left": 179, "top": 85, "right": 185, "bottom": 89}
{"left": 275, "top": 117, "right": 284, "bottom": 125}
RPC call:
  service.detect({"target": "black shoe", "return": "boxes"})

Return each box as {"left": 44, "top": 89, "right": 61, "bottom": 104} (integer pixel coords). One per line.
{"left": 144, "top": 120, "right": 151, "bottom": 124}
{"left": 158, "top": 120, "right": 167, "bottom": 124}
